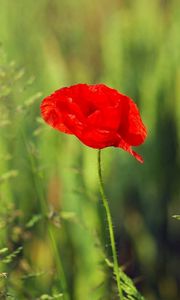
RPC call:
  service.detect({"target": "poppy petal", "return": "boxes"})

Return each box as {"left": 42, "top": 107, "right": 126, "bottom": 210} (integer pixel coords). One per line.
{"left": 87, "top": 106, "right": 121, "bottom": 131}
{"left": 117, "top": 138, "right": 144, "bottom": 163}
{"left": 118, "top": 96, "right": 147, "bottom": 146}
{"left": 78, "top": 129, "right": 119, "bottom": 149}
{"left": 40, "top": 96, "right": 72, "bottom": 134}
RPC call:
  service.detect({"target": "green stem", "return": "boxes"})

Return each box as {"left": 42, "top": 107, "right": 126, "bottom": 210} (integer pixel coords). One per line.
{"left": 97, "top": 150, "right": 124, "bottom": 300}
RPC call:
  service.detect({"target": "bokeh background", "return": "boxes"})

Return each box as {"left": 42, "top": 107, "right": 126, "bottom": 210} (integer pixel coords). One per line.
{"left": 0, "top": 0, "right": 180, "bottom": 299}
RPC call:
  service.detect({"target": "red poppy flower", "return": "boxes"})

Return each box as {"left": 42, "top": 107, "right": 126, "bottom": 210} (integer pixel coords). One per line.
{"left": 40, "top": 84, "right": 147, "bottom": 163}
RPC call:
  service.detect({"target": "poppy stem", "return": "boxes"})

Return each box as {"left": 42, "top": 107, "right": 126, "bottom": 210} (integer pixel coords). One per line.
{"left": 97, "top": 149, "right": 124, "bottom": 300}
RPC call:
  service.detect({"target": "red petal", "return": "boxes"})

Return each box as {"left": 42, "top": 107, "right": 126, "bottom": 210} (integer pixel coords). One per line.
{"left": 77, "top": 129, "right": 119, "bottom": 149}
{"left": 40, "top": 96, "right": 72, "bottom": 134}
{"left": 117, "top": 138, "right": 144, "bottom": 163}
{"left": 40, "top": 91, "right": 86, "bottom": 135}
{"left": 118, "top": 95, "right": 147, "bottom": 146}
{"left": 60, "top": 84, "right": 121, "bottom": 115}
{"left": 87, "top": 106, "right": 121, "bottom": 131}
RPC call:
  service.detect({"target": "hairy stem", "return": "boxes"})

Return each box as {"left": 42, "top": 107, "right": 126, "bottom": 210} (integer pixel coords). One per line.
{"left": 97, "top": 149, "right": 124, "bottom": 300}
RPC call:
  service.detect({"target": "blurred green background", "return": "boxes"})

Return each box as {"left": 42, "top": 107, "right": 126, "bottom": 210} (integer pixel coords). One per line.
{"left": 0, "top": 0, "right": 179, "bottom": 299}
